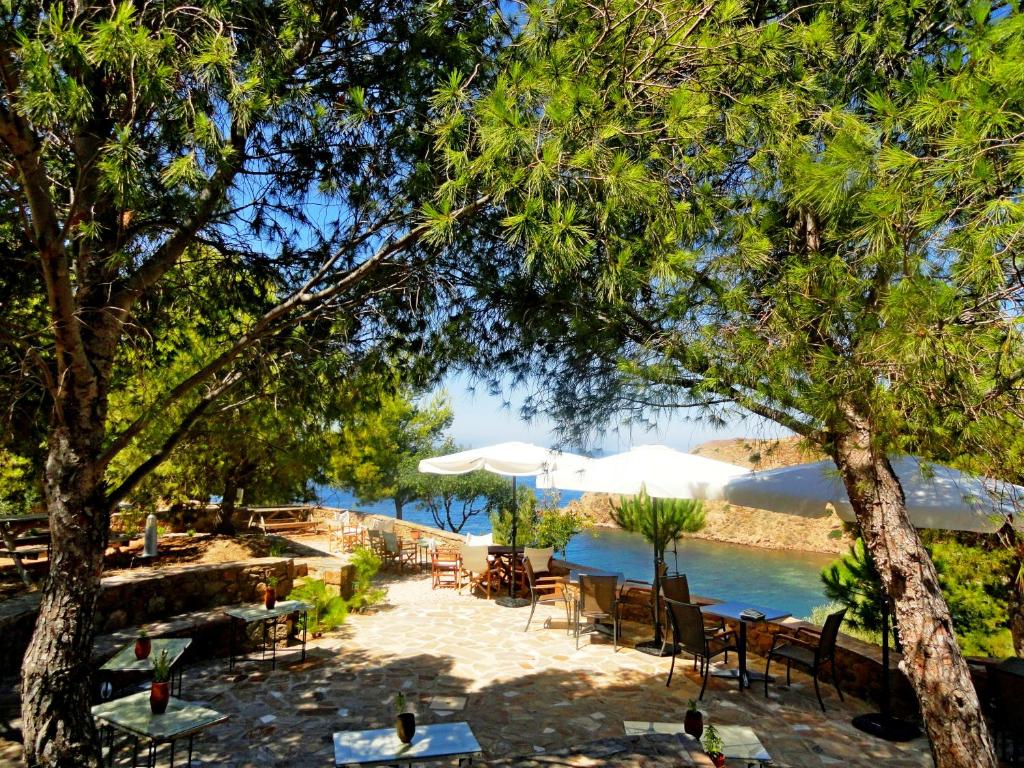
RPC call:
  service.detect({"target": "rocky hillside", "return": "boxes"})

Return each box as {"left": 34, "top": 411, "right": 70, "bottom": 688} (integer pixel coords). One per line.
{"left": 566, "top": 437, "right": 854, "bottom": 555}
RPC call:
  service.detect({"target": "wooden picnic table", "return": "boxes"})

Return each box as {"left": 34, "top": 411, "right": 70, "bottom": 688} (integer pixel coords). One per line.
{"left": 0, "top": 513, "right": 49, "bottom": 587}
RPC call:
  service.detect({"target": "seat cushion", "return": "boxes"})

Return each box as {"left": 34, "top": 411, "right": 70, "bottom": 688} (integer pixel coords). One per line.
{"left": 772, "top": 642, "right": 817, "bottom": 667}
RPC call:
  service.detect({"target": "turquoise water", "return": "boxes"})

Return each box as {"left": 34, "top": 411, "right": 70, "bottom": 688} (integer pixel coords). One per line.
{"left": 316, "top": 485, "right": 833, "bottom": 619}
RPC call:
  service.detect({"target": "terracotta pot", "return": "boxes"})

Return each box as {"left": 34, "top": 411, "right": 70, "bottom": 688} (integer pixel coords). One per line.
{"left": 683, "top": 710, "right": 703, "bottom": 739}
{"left": 134, "top": 637, "right": 151, "bottom": 660}
{"left": 264, "top": 587, "right": 276, "bottom": 610}
{"left": 710, "top": 753, "right": 726, "bottom": 768}
{"left": 150, "top": 681, "right": 169, "bottom": 714}
{"left": 396, "top": 713, "right": 416, "bottom": 744}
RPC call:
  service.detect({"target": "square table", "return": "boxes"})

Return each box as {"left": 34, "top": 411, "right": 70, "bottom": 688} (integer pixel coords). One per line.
{"left": 623, "top": 721, "right": 772, "bottom": 766}
{"left": 334, "top": 722, "right": 482, "bottom": 767}
{"left": 92, "top": 690, "right": 227, "bottom": 767}
{"left": 701, "top": 601, "right": 790, "bottom": 689}
{"left": 100, "top": 638, "right": 192, "bottom": 700}
{"left": 224, "top": 600, "right": 310, "bottom": 671}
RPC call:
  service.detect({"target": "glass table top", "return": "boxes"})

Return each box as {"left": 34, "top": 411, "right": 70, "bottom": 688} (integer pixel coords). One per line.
{"left": 224, "top": 600, "right": 310, "bottom": 622}
{"left": 333, "top": 722, "right": 481, "bottom": 766}
{"left": 622, "top": 722, "right": 771, "bottom": 763}
{"left": 91, "top": 691, "right": 227, "bottom": 741}
{"left": 101, "top": 638, "right": 191, "bottom": 673}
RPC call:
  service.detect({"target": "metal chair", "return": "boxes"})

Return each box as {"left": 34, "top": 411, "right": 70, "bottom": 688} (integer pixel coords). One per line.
{"left": 575, "top": 574, "right": 620, "bottom": 650}
{"left": 659, "top": 574, "right": 726, "bottom": 644}
{"left": 764, "top": 608, "right": 846, "bottom": 711}
{"left": 523, "top": 557, "right": 571, "bottom": 633}
{"left": 664, "top": 599, "right": 738, "bottom": 698}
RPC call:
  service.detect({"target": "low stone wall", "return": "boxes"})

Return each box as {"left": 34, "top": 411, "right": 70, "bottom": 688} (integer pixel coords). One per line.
{"left": 0, "top": 557, "right": 294, "bottom": 677}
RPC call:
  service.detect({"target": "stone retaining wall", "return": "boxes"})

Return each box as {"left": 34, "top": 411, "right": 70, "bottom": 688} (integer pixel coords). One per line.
{"left": 0, "top": 557, "right": 294, "bottom": 677}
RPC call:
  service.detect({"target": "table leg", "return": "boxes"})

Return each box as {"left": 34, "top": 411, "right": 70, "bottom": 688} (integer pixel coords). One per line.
{"left": 301, "top": 609, "right": 307, "bottom": 662}
{"left": 170, "top": 738, "right": 176, "bottom": 768}
{"left": 271, "top": 616, "right": 277, "bottom": 670}
{"left": 148, "top": 741, "right": 156, "bottom": 768}
{"left": 1, "top": 523, "right": 32, "bottom": 588}
{"left": 262, "top": 618, "right": 268, "bottom": 661}
{"left": 132, "top": 737, "right": 139, "bottom": 768}
{"left": 739, "top": 621, "right": 748, "bottom": 689}
{"left": 229, "top": 617, "right": 236, "bottom": 672}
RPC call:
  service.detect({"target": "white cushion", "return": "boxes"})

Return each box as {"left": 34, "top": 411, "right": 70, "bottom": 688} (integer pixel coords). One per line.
{"left": 524, "top": 546, "right": 554, "bottom": 574}
{"left": 465, "top": 532, "right": 494, "bottom": 546}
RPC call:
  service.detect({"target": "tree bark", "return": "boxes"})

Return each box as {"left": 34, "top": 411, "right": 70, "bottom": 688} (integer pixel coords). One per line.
{"left": 832, "top": 406, "right": 997, "bottom": 768}
{"left": 393, "top": 497, "right": 404, "bottom": 521}
{"left": 21, "top": 426, "right": 109, "bottom": 767}
{"left": 217, "top": 475, "right": 238, "bottom": 535}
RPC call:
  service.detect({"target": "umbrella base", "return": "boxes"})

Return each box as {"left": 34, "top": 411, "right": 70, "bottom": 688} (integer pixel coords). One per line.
{"left": 495, "top": 596, "right": 531, "bottom": 609}
{"left": 634, "top": 640, "right": 679, "bottom": 657}
{"left": 851, "top": 713, "right": 920, "bottom": 742}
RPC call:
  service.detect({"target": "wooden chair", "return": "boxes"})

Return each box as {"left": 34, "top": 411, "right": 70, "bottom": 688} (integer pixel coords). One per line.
{"left": 523, "top": 557, "right": 570, "bottom": 633}
{"left": 764, "top": 608, "right": 846, "bottom": 711}
{"left": 327, "top": 511, "right": 363, "bottom": 552}
{"left": 664, "top": 599, "right": 738, "bottom": 698}
{"left": 460, "top": 544, "right": 496, "bottom": 597}
{"left": 381, "top": 531, "right": 416, "bottom": 572}
{"left": 431, "top": 547, "right": 462, "bottom": 589}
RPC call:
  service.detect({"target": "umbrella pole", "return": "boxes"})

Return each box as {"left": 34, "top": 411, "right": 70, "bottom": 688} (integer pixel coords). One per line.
{"left": 851, "top": 592, "right": 920, "bottom": 741}
{"left": 496, "top": 476, "right": 529, "bottom": 608}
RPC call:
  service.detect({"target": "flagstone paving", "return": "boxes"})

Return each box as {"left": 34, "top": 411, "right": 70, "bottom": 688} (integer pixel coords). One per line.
{"left": 0, "top": 570, "right": 936, "bottom": 766}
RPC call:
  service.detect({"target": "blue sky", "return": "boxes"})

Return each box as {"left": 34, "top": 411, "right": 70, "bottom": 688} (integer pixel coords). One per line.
{"left": 441, "top": 373, "right": 791, "bottom": 454}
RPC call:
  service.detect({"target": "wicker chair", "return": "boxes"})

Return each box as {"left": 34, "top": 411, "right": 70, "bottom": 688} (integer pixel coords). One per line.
{"left": 764, "top": 608, "right": 846, "bottom": 711}
{"left": 575, "top": 574, "right": 621, "bottom": 651}
{"left": 664, "top": 599, "right": 738, "bottom": 698}
{"left": 460, "top": 544, "right": 496, "bottom": 597}
{"left": 523, "top": 557, "right": 570, "bottom": 633}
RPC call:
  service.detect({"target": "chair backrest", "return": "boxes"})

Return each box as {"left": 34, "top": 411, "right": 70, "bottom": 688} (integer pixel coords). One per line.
{"left": 578, "top": 574, "right": 618, "bottom": 615}
{"left": 433, "top": 547, "right": 460, "bottom": 565}
{"left": 382, "top": 531, "right": 399, "bottom": 554}
{"left": 466, "top": 532, "right": 494, "bottom": 546}
{"left": 660, "top": 574, "right": 690, "bottom": 604}
{"left": 990, "top": 665, "right": 1024, "bottom": 732}
{"left": 524, "top": 546, "right": 554, "bottom": 575}
{"left": 664, "top": 599, "right": 708, "bottom": 656}
{"left": 461, "top": 544, "right": 490, "bottom": 573}
{"left": 817, "top": 608, "right": 847, "bottom": 662}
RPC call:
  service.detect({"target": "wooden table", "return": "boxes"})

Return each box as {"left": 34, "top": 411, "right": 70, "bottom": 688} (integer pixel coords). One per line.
{"left": 92, "top": 691, "right": 227, "bottom": 767}
{"left": 334, "top": 722, "right": 482, "bottom": 766}
{"left": 702, "top": 602, "right": 791, "bottom": 690}
{"left": 0, "top": 513, "right": 49, "bottom": 587}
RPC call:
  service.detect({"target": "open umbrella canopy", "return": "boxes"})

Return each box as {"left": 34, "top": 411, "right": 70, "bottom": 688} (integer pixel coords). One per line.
{"left": 721, "top": 456, "right": 1023, "bottom": 533}
{"left": 417, "top": 441, "right": 588, "bottom": 478}
{"left": 537, "top": 444, "right": 750, "bottom": 500}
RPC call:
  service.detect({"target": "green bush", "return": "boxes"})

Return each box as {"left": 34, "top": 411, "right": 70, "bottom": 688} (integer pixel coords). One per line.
{"left": 806, "top": 602, "right": 881, "bottom": 646}
{"left": 348, "top": 545, "right": 386, "bottom": 612}
{"left": 490, "top": 492, "right": 538, "bottom": 546}
{"left": 490, "top": 492, "right": 592, "bottom": 556}
{"left": 289, "top": 578, "right": 349, "bottom": 634}
{"left": 821, "top": 538, "right": 887, "bottom": 636}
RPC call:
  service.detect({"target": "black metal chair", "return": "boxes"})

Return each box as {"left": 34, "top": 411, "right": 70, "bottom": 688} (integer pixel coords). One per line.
{"left": 991, "top": 663, "right": 1024, "bottom": 764}
{"left": 764, "top": 608, "right": 846, "bottom": 711}
{"left": 659, "top": 574, "right": 726, "bottom": 642}
{"left": 664, "top": 598, "right": 738, "bottom": 698}
{"left": 575, "top": 574, "right": 620, "bottom": 650}
{"left": 523, "top": 557, "right": 571, "bottom": 633}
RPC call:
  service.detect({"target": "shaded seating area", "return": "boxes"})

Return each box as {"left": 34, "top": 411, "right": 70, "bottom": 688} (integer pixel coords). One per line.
{"left": 764, "top": 607, "right": 846, "bottom": 711}
{"left": 665, "top": 599, "right": 739, "bottom": 698}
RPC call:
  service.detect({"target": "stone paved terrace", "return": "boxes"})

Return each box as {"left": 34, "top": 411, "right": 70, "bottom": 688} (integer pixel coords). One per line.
{"left": 2, "top": 562, "right": 938, "bottom": 767}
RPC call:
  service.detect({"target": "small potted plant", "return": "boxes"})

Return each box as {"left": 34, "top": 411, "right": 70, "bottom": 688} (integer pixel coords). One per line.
{"left": 684, "top": 699, "right": 703, "bottom": 739}
{"left": 394, "top": 692, "right": 415, "bottom": 744}
{"left": 702, "top": 723, "right": 726, "bottom": 767}
{"left": 134, "top": 628, "right": 151, "bottom": 661}
{"left": 149, "top": 650, "right": 172, "bottom": 715}
{"left": 264, "top": 575, "right": 278, "bottom": 609}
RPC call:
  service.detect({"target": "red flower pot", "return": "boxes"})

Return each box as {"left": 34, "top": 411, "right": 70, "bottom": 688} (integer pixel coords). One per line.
{"left": 150, "top": 682, "right": 169, "bottom": 714}
{"left": 264, "top": 587, "right": 276, "bottom": 610}
{"left": 710, "top": 753, "right": 726, "bottom": 768}
{"left": 134, "top": 637, "right": 151, "bottom": 660}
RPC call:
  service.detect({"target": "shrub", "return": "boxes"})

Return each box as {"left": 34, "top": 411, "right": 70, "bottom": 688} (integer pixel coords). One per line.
{"left": 290, "top": 578, "right": 349, "bottom": 634}
{"left": 348, "top": 545, "right": 386, "bottom": 612}
{"left": 806, "top": 602, "right": 881, "bottom": 646}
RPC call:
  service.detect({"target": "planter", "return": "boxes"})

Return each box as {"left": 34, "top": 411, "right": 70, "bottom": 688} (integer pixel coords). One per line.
{"left": 150, "top": 682, "right": 169, "bottom": 715}
{"left": 396, "top": 713, "right": 416, "bottom": 744}
{"left": 709, "top": 753, "right": 726, "bottom": 768}
{"left": 264, "top": 587, "right": 276, "bottom": 610}
{"left": 684, "top": 710, "right": 703, "bottom": 739}
{"left": 134, "top": 637, "right": 151, "bottom": 660}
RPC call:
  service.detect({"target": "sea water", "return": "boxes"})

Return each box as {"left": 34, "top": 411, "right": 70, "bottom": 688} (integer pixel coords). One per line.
{"left": 315, "top": 484, "right": 834, "bottom": 619}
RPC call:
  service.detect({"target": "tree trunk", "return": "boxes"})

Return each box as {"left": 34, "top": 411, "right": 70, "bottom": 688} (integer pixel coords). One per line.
{"left": 21, "top": 426, "right": 109, "bottom": 767}
{"left": 833, "top": 408, "right": 997, "bottom": 768}
{"left": 217, "top": 475, "right": 238, "bottom": 535}
{"left": 1010, "top": 540, "right": 1024, "bottom": 657}
{"left": 393, "top": 497, "right": 404, "bottom": 521}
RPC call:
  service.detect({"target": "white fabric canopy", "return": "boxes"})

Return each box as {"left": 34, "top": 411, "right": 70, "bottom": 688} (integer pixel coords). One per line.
{"left": 418, "top": 441, "right": 589, "bottom": 478}
{"left": 721, "top": 456, "right": 1023, "bottom": 533}
{"left": 536, "top": 444, "right": 750, "bottom": 500}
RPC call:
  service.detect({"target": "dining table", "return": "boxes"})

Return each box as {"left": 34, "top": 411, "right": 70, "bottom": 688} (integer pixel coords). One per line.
{"left": 702, "top": 601, "right": 791, "bottom": 690}
{"left": 485, "top": 545, "right": 524, "bottom": 594}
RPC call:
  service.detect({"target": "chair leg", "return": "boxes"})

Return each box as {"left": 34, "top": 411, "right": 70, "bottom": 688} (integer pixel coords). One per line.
{"left": 525, "top": 599, "right": 537, "bottom": 632}
{"left": 699, "top": 655, "right": 710, "bottom": 700}
{"left": 832, "top": 659, "right": 844, "bottom": 702}
{"left": 764, "top": 652, "right": 772, "bottom": 697}
{"left": 613, "top": 615, "right": 619, "bottom": 652}
{"left": 786, "top": 659, "right": 791, "bottom": 686}
{"left": 813, "top": 668, "right": 825, "bottom": 712}
{"left": 666, "top": 647, "right": 676, "bottom": 687}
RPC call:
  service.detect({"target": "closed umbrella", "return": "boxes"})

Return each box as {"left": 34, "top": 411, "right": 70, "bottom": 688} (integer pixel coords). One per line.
{"left": 418, "top": 442, "right": 589, "bottom": 608}
{"left": 720, "top": 456, "right": 1023, "bottom": 741}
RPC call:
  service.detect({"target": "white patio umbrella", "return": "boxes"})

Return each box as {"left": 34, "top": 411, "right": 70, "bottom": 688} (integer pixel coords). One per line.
{"left": 536, "top": 444, "right": 751, "bottom": 500}
{"left": 720, "top": 456, "right": 1023, "bottom": 741}
{"left": 721, "top": 456, "right": 1023, "bottom": 533}
{"left": 418, "top": 442, "right": 589, "bottom": 607}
